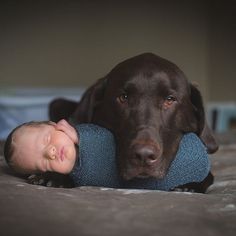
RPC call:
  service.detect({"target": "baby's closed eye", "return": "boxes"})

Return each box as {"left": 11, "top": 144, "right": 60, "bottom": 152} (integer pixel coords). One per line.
{"left": 44, "top": 133, "right": 51, "bottom": 145}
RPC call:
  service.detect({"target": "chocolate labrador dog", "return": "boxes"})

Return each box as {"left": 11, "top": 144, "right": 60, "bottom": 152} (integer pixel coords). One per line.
{"left": 33, "top": 53, "right": 218, "bottom": 192}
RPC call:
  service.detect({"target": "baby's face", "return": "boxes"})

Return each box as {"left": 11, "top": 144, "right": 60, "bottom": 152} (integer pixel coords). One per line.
{"left": 12, "top": 120, "right": 78, "bottom": 174}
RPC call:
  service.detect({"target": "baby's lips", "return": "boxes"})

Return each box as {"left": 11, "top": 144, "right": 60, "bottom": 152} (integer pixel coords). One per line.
{"left": 59, "top": 147, "right": 65, "bottom": 161}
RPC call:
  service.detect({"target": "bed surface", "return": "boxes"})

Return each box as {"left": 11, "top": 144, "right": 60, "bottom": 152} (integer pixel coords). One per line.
{"left": 0, "top": 134, "right": 236, "bottom": 236}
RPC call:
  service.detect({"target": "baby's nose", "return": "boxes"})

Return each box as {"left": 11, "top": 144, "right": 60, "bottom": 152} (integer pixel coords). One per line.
{"left": 46, "top": 145, "right": 57, "bottom": 159}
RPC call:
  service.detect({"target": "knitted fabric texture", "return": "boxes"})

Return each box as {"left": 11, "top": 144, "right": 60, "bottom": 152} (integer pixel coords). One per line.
{"left": 69, "top": 124, "right": 210, "bottom": 190}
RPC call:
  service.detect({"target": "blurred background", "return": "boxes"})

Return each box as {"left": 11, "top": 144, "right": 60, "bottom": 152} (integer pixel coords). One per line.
{"left": 0, "top": 0, "right": 236, "bottom": 139}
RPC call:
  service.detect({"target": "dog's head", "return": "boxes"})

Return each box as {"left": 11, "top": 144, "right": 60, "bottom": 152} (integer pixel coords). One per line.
{"left": 72, "top": 53, "right": 218, "bottom": 180}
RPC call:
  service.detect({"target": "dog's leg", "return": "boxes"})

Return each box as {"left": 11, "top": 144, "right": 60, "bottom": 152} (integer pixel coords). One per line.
{"left": 27, "top": 172, "right": 75, "bottom": 188}
{"left": 49, "top": 98, "right": 78, "bottom": 122}
{"left": 171, "top": 172, "right": 214, "bottom": 193}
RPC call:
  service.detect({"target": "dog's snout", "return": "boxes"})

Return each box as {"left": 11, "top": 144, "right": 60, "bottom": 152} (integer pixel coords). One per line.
{"left": 134, "top": 145, "right": 159, "bottom": 165}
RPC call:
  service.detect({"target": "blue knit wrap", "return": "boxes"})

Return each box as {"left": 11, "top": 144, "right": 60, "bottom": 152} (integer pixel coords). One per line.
{"left": 69, "top": 124, "right": 210, "bottom": 191}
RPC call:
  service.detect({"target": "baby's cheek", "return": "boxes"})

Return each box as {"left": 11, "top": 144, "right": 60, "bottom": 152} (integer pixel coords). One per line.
{"left": 65, "top": 145, "right": 76, "bottom": 160}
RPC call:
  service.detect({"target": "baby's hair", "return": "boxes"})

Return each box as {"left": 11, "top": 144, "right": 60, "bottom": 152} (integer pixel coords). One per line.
{"left": 4, "top": 121, "right": 54, "bottom": 172}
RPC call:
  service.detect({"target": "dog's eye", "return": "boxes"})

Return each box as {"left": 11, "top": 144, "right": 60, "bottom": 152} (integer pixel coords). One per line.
{"left": 163, "top": 95, "right": 176, "bottom": 108}
{"left": 117, "top": 93, "right": 128, "bottom": 103}
{"left": 166, "top": 95, "right": 176, "bottom": 102}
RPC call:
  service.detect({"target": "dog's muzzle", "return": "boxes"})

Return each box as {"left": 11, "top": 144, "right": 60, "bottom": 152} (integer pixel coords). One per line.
{"left": 121, "top": 139, "right": 164, "bottom": 180}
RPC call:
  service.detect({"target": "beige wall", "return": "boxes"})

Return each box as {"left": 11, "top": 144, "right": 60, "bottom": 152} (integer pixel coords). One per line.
{"left": 0, "top": 0, "right": 235, "bottom": 102}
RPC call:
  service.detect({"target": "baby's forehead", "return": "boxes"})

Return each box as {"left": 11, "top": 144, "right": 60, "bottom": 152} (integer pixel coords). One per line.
{"left": 15, "top": 123, "right": 54, "bottom": 137}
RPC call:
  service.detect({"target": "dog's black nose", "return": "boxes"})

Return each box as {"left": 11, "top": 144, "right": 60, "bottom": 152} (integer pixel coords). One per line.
{"left": 134, "top": 146, "right": 158, "bottom": 165}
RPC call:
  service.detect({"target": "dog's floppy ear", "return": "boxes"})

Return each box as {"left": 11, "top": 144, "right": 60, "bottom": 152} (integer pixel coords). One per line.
{"left": 71, "top": 77, "right": 107, "bottom": 123}
{"left": 190, "top": 83, "right": 218, "bottom": 153}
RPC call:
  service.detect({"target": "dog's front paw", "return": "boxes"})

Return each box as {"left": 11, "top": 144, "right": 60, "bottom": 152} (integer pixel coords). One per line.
{"left": 27, "top": 174, "right": 58, "bottom": 187}
{"left": 171, "top": 173, "right": 214, "bottom": 193}
{"left": 28, "top": 174, "right": 47, "bottom": 186}
{"left": 170, "top": 187, "right": 195, "bottom": 193}
{"left": 27, "top": 172, "right": 74, "bottom": 188}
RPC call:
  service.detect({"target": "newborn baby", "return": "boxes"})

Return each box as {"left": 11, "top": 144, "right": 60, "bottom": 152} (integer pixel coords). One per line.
{"left": 4, "top": 119, "right": 210, "bottom": 191}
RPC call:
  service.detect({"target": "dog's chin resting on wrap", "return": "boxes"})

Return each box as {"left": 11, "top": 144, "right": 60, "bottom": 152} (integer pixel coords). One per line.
{"left": 70, "top": 124, "right": 210, "bottom": 191}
